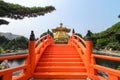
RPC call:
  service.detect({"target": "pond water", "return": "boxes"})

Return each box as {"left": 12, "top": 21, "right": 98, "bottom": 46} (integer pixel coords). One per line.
{"left": 8, "top": 58, "right": 25, "bottom": 67}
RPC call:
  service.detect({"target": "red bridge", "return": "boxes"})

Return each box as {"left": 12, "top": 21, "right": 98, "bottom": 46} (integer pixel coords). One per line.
{"left": 0, "top": 30, "right": 120, "bottom": 80}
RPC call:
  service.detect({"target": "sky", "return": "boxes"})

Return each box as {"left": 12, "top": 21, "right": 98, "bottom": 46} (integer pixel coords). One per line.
{"left": 0, "top": 0, "right": 120, "bottom": 38}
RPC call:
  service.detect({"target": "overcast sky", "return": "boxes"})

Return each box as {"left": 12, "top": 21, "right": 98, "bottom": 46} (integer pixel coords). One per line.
{"left": 0, "top": 0, "right": 120, "bottom": 38}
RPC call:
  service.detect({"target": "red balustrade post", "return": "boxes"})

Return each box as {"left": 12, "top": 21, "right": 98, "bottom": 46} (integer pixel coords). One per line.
{"left": 2, "top": 73, "right": 12, "bottom": 80}
{"left": 86, "top": 30, "right": 97, "bottom": 78}
{"left": 47, "top": 29, "right": 50, "bottom": 39}
{"left": 68, "top": 29, "right": 75, "bottom": 45}
{"left": 47, "top": 29, "right": 53, "bottom": 44}
{"left": 72, "top": 29, "right": 75, "bottom": 39}
{"left": 25, "top": 31, "right": 36, "bottom": 78}
{"left": 48, "top": 29, "right": 54, "bottom": 44}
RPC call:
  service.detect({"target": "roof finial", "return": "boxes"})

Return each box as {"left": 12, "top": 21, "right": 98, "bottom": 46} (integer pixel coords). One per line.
{"left": 60, "top": 23, "right": 63, "bottom": 27}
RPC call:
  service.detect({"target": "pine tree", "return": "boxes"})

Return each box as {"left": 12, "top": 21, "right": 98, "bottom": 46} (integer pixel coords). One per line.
{"left": 0, "top": 0, "right": 55, "bottom": 25}
{"left": 118, "top": 14, "right": 120, "bottom": 18}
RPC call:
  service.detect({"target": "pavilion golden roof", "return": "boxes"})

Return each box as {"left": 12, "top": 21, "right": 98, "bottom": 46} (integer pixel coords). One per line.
{"left": 52, "top": 23, "right": 71, "bottom": 33}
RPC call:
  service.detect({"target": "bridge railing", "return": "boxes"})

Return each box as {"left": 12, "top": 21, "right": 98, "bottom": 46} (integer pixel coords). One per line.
{"left": 91, "top": 54, "right": 120, "bottom": 80}
{"left": 68, "top": 31, "right": 92, "bottom": 78}
{"left": 68, "top": 30, "right": 120, "bottom": 80}
{"left": 0, "top": 31, "right": 54, "bottom": 80}
{"left": 0, "top": 54, "right": 28, "bottom": 80}
{"left": 25, "top": 31, "right": 54, "bottom": 79}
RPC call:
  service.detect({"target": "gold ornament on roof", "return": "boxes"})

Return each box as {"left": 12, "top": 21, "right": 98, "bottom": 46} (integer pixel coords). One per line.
{"left": 60, "top": 23, "right": 63, "bottom": 27}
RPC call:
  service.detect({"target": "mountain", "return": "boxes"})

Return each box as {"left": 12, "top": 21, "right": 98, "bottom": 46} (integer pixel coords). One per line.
{"left": 0, "top": 32, "right": 22, "bottom": 40}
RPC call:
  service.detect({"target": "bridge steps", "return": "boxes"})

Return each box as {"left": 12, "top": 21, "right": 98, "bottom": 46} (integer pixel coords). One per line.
{"left": 34, "top": 72, "right": 87, "bottom": 79}
{"left": 35, "top": 79, "right": 86, "bottom": 80}
{"left": 37, "top": 62, "right": 84, "bottom": 66}
{"left": 34, "top": 44, "right": 87, "bottom": 79}
{"left": 41, "top": 54, "right": 81, "bottom": 58}
{"left": 40, "top": 58, "right": 83, "bottom": 62}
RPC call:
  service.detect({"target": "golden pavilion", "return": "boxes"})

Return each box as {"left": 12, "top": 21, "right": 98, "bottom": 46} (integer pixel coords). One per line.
{"left": 52, "top": 23, "right": 71, "bottom": 43}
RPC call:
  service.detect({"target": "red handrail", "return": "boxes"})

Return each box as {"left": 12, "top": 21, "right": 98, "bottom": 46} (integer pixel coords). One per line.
{"left": 0, "top": 53, "right": 29, "bottom": 80}
{"left": 0, "top": 64, "right": 29, "bottom": 80}
{"left": 91, "top": 54, "right": 120, "bottom": 80}
{"left": 0, "top": 54, "right": 28, "bottom": 61}
{"left": 93, "top": 54, "right": 120, "bottom": 61}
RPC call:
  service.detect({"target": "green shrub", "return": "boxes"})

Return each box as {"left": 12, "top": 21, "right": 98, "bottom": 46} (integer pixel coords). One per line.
{"left": 117, "top": 65, "right": 120, "bottom": 70}
{"left": 0, "top": 47, "right": 4, "bottom": 53}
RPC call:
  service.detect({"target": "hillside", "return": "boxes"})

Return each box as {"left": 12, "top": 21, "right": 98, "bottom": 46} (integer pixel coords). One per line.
{"left": 0, "top": 32, "right": 21, "bottom": 40}
{"left": 92, "top": 22, "right": 120, "bottom": 50}
{"left": 0, "top": 33, "right": 28, "bottom": 53}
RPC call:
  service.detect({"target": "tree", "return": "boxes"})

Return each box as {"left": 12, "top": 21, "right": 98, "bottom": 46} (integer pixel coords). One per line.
{"left": 106, "top": 42, "right": 120, "bottom": 50}
{"left": 92, "top": 22, "right": 120, "bottom": 50}
{"left": 0, "top": 0, "right": 55, "bottom": 25}
{"left": 118, "top": 14, "right": 120, "bottom": 18}
{"left": 40, "top": 31, "right": 53, "bottom": 38}
{"left": 5, "top": 36, "right": 28, "bottom": 50}
{"left": 0, "top": 36, "right": 9, "bottom": 45}
{"left": 95, "top": 38, "right": 110, "bottom": 50}
{"left": 0, "top": 46, "right": 4, "bottom": 53}
{"left": 15, "top": 36, "right": 28, "bottom": 49}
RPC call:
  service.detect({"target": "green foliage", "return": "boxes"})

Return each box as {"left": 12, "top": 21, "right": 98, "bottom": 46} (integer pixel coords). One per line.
{"left": 107, "top": 22, "right": 120, "bottom": 33}
{"left": 106, "top": 42, "right": 120, "bottom": 50}
{"left": 95, "top": 38, "right": 110, "bottom": 49}
{"left": 92, "top": 22, "right": 120, "bottom": 39}
{"left": 118, "top": 14, "right": 120, "bottom": 18}
{"left": 0, "top": 35, "right": 9, "bottom": 45}
{"left": 0, "top": 0, "right": 55, "bottom": 25}
{"left": 5, "top": 36, "right": 28, "bottom": 50}
{"left": 0, "top": 65, "right": 2, "bottom": 70}
{"left": 40, "top": 31, "right": 53, "bottom": 38}
{"left": 0, "top": 19, "right": 9, "bottom": 25}
{"left": 117, "top": 65, "right": 120, "bottom": 70}
{"left": 92, "top": 22, "right": 120, "bottom": 50}
{"left": 0, "top": 47, "right": 4, "bottom": 53}
{"left": 0, "top": 36, "right": 28, "bottom": 51}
